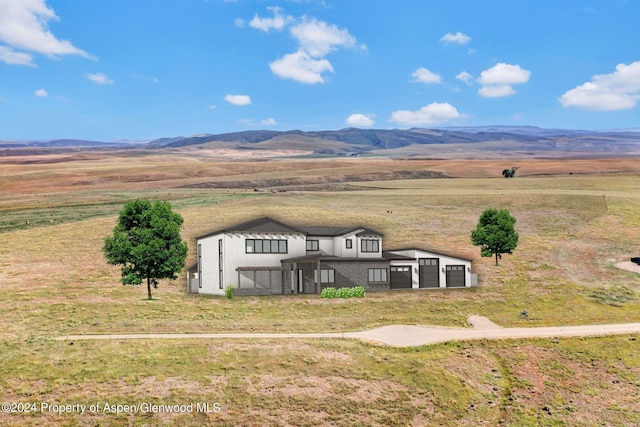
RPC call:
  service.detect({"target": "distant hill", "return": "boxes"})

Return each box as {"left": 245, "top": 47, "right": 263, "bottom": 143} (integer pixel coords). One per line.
{"left": 145, "top": 126, "right": 640, "bottom": 157}
{"left": 3, "top": 126, "right": 640, "bottom": 157}
{"left": 0, "top": 139, "right": 141, "bottom": 149}
{"left": 150, "top": 127, "right": 554, "bottom": 149}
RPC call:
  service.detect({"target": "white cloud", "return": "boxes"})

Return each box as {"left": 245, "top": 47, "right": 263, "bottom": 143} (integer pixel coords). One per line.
{"left": 345, "top": 113, "right": 375, "bottom": 127}
{"left": 208, "top": 104, "right": 217, "bottom": 110}
{"left": 249, "top": 7, "right": 292, "bottom": 32}
{"left": 269, "top": 50, "right": 333, "bottom": 84}
{"left": 390, "top": 102, "right": 462, "bottom": 126}
{"left": 0, "top": 45, "right": 35, "bottom": 66}
{"left": 411, "top": 67, "right": 441, "bottom": 84}
{"left": 477, "top": 63, "right": 530, "bottom": 98}
{"left": 455, "top": 71, "right": 473, "bottom": 85}
{"left": 86, "top": 72, "right": 114, "bottom": 85}
{"left": 290, "top": 17, "right": 357, "bottom": 57}
{"left": 559, "top": 61, "right": 640, "bottom": 111}
{"left": 0, "top": 0, "right": 92, "bottom": 65}
{"left": 440, "top": 32, "right": 471, "bottom": 45}
{"left": 247, "top": 9, "right": 360, "bottom": 84}
{"left": 224, "top": 94, "right": 252, "bottom": 106}
{"left": 478, "top": 84, "right": 516, "bottom": 98}
{"left": 34, "top": 88, "right": 47, "bottom": 97}
{"left": 478, "top": 63, "right": 531, "bottom": 85}
{"left": 238, "top": 117, "right": 278, "bottom": 126}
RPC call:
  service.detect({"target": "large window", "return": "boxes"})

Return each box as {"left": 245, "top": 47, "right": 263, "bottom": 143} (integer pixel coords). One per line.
{"left": 306, "top": 240, "right": 319, "bottom": 251}
{"left": 368, "top": 268, "right": 388, "bottom": 282}
{"left": 246, "top": 239, "right": 287, "bottom": 254}
{"left": 313, "top": 269, "right": 335, "bottom": 284}
{"left": 361, "top": 239, "right": 379, "bottom": 253}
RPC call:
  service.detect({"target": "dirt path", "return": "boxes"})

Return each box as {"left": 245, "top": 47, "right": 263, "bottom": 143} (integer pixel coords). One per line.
{"left": 57, "top": 316, "right": 640, "bottom": 348}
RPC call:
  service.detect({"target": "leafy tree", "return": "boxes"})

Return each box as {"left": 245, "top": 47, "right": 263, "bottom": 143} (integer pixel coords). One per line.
{"left": 502, "top": 167, "right": 517, "bottom": 178}
{"left": 471, "top": 208, "right": 519, "bottom": 265}
{"left": 103, "top": 199, "right": 188, "bottom": 299}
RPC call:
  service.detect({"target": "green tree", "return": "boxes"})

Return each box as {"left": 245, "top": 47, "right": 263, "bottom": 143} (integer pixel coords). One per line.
{"left": 502, "top": 167, "right": 518, "bottom": 178}
{"left": 103, "top": 199, "right": 188, "bottom": 299}
{"left": 471, "top": 208, "right": 519, "bottom": 265}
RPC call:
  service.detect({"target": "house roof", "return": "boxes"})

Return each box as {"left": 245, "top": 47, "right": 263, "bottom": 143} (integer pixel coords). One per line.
{"left": 356, "top": 228, "right": 383, "bottom": 237}
{"left": 381, "top": 251, "right": 416, "bottom": 260}
{"left": 197, "top": 216, "right": 382, "bottom": 240}
{"left": 297, "top": 225, "right": 362, "bottom": 237}
{"left": 280, "top": 254, "right": 390, "bottom": 263}
{"left": 196, "top": 216, "right": 304, "bottom": 239}
{"left": 384, "top": 248, "right": 474, "bottom": 262}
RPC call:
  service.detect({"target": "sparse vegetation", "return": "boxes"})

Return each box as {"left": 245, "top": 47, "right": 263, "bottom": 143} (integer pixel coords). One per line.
{"left": 225, "top": 285, "right": 235, "bottom": 299}
{"left": 2, "top": 153, "right": 640, "bottom": 425}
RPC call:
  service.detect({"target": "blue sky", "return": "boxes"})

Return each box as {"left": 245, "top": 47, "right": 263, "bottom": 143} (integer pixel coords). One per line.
{"left": 0, "top": 0, "right": 639, "bottom": 141}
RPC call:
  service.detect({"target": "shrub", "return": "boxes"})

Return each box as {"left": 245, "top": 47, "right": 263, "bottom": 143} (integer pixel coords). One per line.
{"left": 321, "top": 287, "right": 337, "bottom": 298}
{"left": 321, "top": 286, "right": 365, "bottom": 299}
{"left": 352, "top": 286, "right": 365, "bottom": 298}
{"left": 225, "top": 285, "right": 235, "bottom": 299}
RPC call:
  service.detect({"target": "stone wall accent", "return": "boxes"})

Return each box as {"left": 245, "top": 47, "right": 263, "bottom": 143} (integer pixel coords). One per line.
{"left": 323, "top": 260, "right": 390, "bottom": 292}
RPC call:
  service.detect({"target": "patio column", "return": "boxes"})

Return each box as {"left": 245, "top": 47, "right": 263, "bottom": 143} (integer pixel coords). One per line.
{"left": 316, "top": 258, "right": 321, "bottom": 294}
{"left": 293, "top": 261, "right": 298, "bottom": 295}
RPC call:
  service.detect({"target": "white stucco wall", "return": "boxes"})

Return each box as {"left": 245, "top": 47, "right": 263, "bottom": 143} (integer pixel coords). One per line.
{"left": 338, "top": 231, "right": 360, "bottom": 258}
{"left": 307, "top": 236, "right": 335, "bottom": 255}
{"left": 197, "top": 232, "right": 224, "bottom": 295}
{"left": 197, "top": 232, "right": 307, "bottom": 295}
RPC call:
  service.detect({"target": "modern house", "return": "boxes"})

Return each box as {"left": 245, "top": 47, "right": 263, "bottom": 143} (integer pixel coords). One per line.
{"left": 188, "top": 216, "right": 476, "bottom": 296}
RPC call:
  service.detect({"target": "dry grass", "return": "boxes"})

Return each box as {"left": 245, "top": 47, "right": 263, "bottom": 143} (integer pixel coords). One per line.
{"left": 2, "top": 154, "right": 640, "bottom": 425}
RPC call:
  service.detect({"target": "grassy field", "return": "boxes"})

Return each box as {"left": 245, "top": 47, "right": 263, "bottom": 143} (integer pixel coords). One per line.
{"left": 1, "top": 154, "right": 640, "bottom": 425}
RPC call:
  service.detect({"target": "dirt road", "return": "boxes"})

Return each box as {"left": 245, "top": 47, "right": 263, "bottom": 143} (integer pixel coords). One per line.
{"left": 57, "top": 316, "right": 640, "bottom": 347}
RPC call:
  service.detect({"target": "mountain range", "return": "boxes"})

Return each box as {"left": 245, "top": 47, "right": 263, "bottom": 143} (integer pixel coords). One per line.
{"left": 3, "top": 126, "right": 640, "bottom": 157}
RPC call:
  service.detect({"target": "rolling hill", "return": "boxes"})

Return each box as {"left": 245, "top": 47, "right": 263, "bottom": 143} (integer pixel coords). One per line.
{"left": 3, "top": 126, "right": 640, "bottom": 158}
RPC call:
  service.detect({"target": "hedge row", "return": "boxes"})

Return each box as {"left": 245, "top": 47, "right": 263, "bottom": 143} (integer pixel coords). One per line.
{"left": 320, "top": 286, "right": 366, "bottom": 299}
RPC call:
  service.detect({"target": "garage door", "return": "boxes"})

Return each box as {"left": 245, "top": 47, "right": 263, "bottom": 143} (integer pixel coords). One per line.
{"left": 446, "top": 265, "right": 465, "bottom": 288}
{"left": 419, "top": 258, "right": 439, "bottom": 288}
{"left": 390, "top": 266, "right": 412, "bottom": 289}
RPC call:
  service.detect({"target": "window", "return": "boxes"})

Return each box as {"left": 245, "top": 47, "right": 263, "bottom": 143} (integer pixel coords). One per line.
{"left": 419, "top": 258, "right": 438, "bottom": 266}
{"left": 361, "top": 239, "right": 379, "bottom": 253}
{"left": 345, "top": 239, "right": 352, "bottom": 249}
{"left": 313, "top": 269, "right": 335, "bottom": 284}
{"left": 368, "top": 268, "right": 388, "bottom": 282}
{"left": 306, "top": 240, "right": 319, "bottom": 251}
{"left": 218, "top": 239, "right": 223, "bottom": 289}
{"left": 246, "top": 239, "right": 287, "bottom": 254}
{"left": 197, "top": 244, "right": 202, "bottom": 288}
